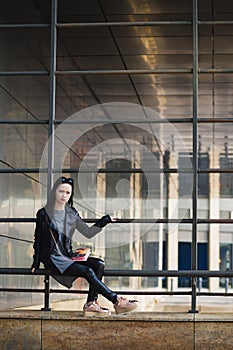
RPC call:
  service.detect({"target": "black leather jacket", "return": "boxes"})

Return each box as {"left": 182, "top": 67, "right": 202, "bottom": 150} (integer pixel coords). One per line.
{"left": 31, "top": 205, "right": 112, "bottom": 271}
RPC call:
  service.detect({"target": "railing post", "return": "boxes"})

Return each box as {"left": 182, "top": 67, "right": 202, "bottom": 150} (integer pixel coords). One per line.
{"left": 189, "top": 0, "right": 199, "bottom": 314}
{"left": 189, "top": 276, "right": 198, "bottom": 313}
{"left": 47, "top": 0, "right": 57, "bottom": 193}
{"left": 41, "top": 274, "right": 51, "bottom": 311}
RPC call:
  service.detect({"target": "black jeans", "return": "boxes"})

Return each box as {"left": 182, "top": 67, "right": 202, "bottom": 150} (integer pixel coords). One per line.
{"left": 65, "top": 257, "right": 118, "bottom": 304}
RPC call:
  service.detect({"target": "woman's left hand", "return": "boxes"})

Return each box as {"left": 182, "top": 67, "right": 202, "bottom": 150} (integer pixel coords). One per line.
{"left": 110, "top": 216, "right": 117, "bottom": 222}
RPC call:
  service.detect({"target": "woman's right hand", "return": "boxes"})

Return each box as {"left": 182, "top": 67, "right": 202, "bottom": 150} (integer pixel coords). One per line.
{"left": 31, "top": 267, "right": 35, "bottom": 273}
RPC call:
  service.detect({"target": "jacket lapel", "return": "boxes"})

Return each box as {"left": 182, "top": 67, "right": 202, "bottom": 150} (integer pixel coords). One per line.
{"left": 64, "top": 205, "right": 75, "bottom": 238}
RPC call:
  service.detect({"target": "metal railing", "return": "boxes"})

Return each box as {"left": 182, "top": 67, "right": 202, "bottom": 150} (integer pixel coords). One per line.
{"left": 1, "top": 268, "right": 233, "bottom": 313}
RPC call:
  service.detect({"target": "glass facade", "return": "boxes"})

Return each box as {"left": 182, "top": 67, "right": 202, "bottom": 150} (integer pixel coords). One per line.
{"left": 1, "top": 0, "right": 233, "bottom": 308}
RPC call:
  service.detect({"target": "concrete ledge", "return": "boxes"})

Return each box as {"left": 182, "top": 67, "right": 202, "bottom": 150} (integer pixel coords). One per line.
{"left": 1, "top": 310, "right": 233, "bottom": 349}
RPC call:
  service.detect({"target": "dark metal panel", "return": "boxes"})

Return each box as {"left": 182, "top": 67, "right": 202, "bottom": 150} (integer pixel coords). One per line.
{"left": 0, "top": 0, "right": 50, "bottom": 23}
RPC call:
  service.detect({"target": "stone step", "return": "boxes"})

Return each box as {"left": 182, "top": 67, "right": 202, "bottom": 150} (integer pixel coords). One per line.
{"left": 1, "top": 310, "right": 233, "bottom": 349}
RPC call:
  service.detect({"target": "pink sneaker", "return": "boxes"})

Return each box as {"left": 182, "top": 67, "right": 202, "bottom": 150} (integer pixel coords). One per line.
{"left": 83, "top": 301, "right": 111, "bottom": 317}
{"left": 114, "top": 297, "right": 138, "bottom": 315}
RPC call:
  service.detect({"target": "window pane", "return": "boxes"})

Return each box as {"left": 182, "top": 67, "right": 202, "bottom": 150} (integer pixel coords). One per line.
{"left": 0, "top": 125, "right": 48, "bottom": 169}
{"left": 0, "top": 28, "right": 50, "bottom": 71}
{"left": 0, "top": 174, "right": 42, "bottom": 218}
{"left": 0, "top": 76, "right": 50, "bottom": 120}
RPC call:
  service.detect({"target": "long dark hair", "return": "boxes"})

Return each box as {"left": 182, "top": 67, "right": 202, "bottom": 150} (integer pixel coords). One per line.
{"left": 45, "top": 176, "right": 74, "bottom": 217}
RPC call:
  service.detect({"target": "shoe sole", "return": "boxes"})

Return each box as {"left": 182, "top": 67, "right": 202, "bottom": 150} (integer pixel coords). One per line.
{"left": 83, "top": 311, "right": 111, "bottom": 317}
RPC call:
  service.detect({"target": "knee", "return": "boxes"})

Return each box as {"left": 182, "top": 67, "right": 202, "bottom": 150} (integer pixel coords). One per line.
{"left": 85, "top": 267, "right": 96, "bottom": 280}
{"left": 97, "top": 259, "right": 105, "bottom": 269}
{"left": 96, "top": 259, "right": 105, "bottom": 275}
{"left": 91, "top": 257, "right": 105, "bottom": 270}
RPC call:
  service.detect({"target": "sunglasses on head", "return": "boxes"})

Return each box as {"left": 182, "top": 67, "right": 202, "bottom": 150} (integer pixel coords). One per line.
{"left": 61, "top": 177, "right": 74, "bottom": 185}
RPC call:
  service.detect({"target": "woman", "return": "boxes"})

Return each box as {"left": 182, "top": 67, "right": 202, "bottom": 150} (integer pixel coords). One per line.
{"left": 31, "top": 176, "right": 137, "bottom": 316}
